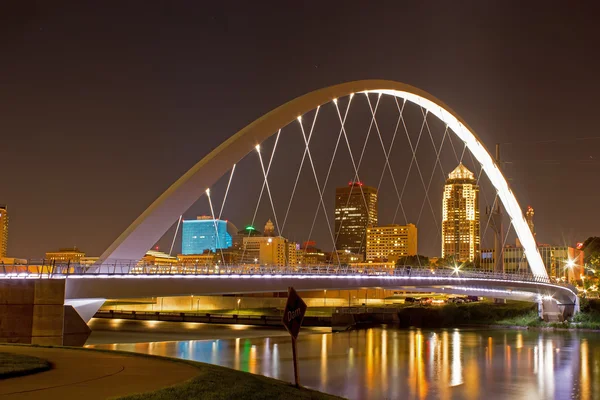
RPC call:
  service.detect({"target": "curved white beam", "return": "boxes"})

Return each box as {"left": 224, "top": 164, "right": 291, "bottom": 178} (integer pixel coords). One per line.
{"left": 99, "top": 80, "right": 547, "bottom": 278}
{"left": 65, "top": 275, "right": 574, "bottom": 303}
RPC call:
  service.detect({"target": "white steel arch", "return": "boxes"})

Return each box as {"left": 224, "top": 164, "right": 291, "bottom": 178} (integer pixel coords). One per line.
{"left": 99, "top": 80, "right": 548, "bottom": 279}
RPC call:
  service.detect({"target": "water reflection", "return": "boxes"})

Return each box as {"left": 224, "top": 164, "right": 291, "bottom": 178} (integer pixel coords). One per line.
{"left": 88, "top": 328, "right": 598, "bottom": 400}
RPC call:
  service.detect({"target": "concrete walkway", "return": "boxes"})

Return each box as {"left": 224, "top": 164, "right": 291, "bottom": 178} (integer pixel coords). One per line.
{"left": 0, "top": 345, "right": 199, "bottom": 399}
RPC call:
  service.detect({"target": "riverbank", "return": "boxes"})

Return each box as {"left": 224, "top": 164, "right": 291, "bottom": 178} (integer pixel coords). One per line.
{"left": 117, "top": 356, "right": 343, "bottom": 400}
{"left": 0, "top": 344, "right": 341, "bottom": 400}
{"left": 393, "top": 301, "right": 536, "bottom": 328}
{"left": 494, "top": 311, "right": 600, "bottom": 331}
{"left": 90, "top": 300, "right": 600, "bottom": 337}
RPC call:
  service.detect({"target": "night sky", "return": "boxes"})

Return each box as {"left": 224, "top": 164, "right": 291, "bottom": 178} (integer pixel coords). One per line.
{"left": 2, "top": 2, "right": 599, "bottom": 259}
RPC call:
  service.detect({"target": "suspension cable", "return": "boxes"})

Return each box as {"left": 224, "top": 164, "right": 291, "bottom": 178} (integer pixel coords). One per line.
{"left": 416, "top": 120, "right": 449, "bottom": 230}
{"left": 396, "top": 99, "right": 438, "bottom": 233}
{"left": 281, "top": 107, "right": 321, "bottom": 234}
{"left": 305, "top": 96, "right": 353, "bottom": 262}
{"left": 257, "top": 139, "right": 282, "bottom": 236}
{"left": 298, "top": 114, "right": 341, "bottom": 266}
{"left": 366, "top": 93, "right": 408, "bottom": 226}
{"left": 218, "top": 164, "right": 236, "bottom": 220}
{"left": 206, "top": 189, "right": 225, "bottom": 265}
{"left": 168, "top": 215, "right": 182, "bottom": 256}
{"left": 332, "top": 94, "right": 377, "bottom": 255}
{"left": 242, "top": 133, "right": 281, "bottom": 264}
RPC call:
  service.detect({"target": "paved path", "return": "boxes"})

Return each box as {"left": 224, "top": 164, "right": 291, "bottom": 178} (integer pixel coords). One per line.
{"left": 0, "top": 345, "right": 199, "bottom": 399}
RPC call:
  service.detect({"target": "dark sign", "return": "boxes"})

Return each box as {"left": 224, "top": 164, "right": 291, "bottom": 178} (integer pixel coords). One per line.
{"left": 282, "top": 287, "right": 307, "bottom": 338}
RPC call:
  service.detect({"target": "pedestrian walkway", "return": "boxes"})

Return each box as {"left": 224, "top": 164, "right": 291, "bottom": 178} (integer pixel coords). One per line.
{"left": 0, "top": 345, "right": 199, "bottom": 399}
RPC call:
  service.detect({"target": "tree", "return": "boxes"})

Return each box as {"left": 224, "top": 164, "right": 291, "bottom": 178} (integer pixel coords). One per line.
{"left": 433, "top": 255, "right": 458, "bottom": 268}
{"left": 582, "top": 237, "right": 600, "bottom": 267}
{"left": 395, "top": 255, "right": 430, "bottom": 267}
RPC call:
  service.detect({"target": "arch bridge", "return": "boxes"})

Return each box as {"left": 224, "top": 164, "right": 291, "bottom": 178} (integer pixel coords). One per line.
{"left": 0, "top": 80, "right": 578, "bottom": 345}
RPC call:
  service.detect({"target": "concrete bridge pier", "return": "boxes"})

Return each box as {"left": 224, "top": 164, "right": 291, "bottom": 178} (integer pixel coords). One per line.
{"left": 539, "top": 296, "right": 578, "bottom": 322}
{"left": 0, "top": 279, "right": 93, "bottom": 346}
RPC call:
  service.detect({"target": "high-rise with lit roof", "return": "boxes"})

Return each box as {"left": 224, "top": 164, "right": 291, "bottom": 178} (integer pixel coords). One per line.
{"left": 0, "top": 205, "right": 7, "bottom": 258}
{"left": 334, "top": 182, "right": 378, "bottom": 256}
{"left": 441, "top": 164, "right": 480, "bottom": 261}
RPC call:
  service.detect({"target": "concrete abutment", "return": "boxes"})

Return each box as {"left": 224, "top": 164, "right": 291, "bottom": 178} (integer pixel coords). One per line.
{"left": 0, "top": 279, "right": 91, "bottom": 346}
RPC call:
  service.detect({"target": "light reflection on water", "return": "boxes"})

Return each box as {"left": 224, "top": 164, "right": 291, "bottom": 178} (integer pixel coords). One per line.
{"left": 88, "top": 328, "right": 598, "bottom": 400}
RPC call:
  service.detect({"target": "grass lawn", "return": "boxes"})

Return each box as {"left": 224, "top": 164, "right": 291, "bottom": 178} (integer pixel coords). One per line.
{"left": 117, "top": 358, "right": 343, "bottom": 400}
{"left": 495, "top": 310, "right": 542, "bottom": 327}
{"left": 0, "top": 352, "right": 51, "bottom": 379}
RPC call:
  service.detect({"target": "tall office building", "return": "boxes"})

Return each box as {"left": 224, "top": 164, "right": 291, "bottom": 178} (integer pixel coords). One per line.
{"left": 441, "top": 164, "right": 480, "bottom": 262}
{"left": 334, "top": 181, "right": 378, "bottom": 256}
{"left": 0, "top": 205, "right": 7, "bottom": 258}
{"left": 366, "top": 223, "right": 418, "bottom": 261}
{"left": 182, "top": 216, "right": 237, "bottom": 255}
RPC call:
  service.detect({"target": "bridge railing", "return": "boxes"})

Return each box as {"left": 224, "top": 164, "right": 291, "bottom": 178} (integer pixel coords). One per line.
{"left": 0, "top": 260, "right": 577, "bottom": 291}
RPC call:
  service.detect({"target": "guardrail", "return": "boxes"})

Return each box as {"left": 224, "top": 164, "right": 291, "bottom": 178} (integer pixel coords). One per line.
{"left": 0, "top": 261, "right": 576, "bottom": 292}
{"left": 93, "top": 310, "right": 332, "bottom": 327}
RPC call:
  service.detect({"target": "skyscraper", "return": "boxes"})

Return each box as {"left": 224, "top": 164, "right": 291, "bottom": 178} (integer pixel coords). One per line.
{"left": 0, "top": 205, "right": 7, "bottom": 258}
{"left": 441, "top": 164, "right": 480, "bottom": 262}
{"left": 334, "top": 181, "right": 378, "bottom": 256}
{"left": 182, "top": 216, "right": 237, "bottom": 255}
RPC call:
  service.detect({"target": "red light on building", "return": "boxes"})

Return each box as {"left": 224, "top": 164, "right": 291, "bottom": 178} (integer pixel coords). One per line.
{"left": 576, "top": 242, "right": 584, "bottom": 250}
{"left": 302, "top": 241, "right": 316, "bottom": 249}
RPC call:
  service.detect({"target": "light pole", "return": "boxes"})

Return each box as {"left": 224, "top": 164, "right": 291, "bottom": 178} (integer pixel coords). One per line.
{"left": 565, "top": 258, "right": 576, "bottom": 283}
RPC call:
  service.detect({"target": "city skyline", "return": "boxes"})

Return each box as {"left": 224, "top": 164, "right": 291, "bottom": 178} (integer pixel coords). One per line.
{"left": 0, "top": 173, "right": 586, "bottom": 261}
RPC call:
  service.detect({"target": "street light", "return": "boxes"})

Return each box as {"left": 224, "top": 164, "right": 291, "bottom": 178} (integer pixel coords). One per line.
{"left": 565, "top": 258, "right": 577, "bottom": 283}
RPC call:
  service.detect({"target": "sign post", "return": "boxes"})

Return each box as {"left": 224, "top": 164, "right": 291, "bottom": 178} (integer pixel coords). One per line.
{"left": 282, "top": 286, "right": 307, "bottom": 387}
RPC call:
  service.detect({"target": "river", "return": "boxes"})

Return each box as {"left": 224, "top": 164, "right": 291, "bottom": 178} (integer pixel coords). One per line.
{"left": 86, "top": 322, "right": 598, "bottom": 399}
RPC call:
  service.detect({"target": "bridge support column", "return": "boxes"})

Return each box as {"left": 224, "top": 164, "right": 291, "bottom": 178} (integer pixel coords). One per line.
{"left": 557, "top": 297, "right": 579, "bottom": 320}
{"left": 0, "top": 279, "right": 91, "bottom": 346}
{"left": 539, "top": 298, "right": 565, "bottom": 323}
